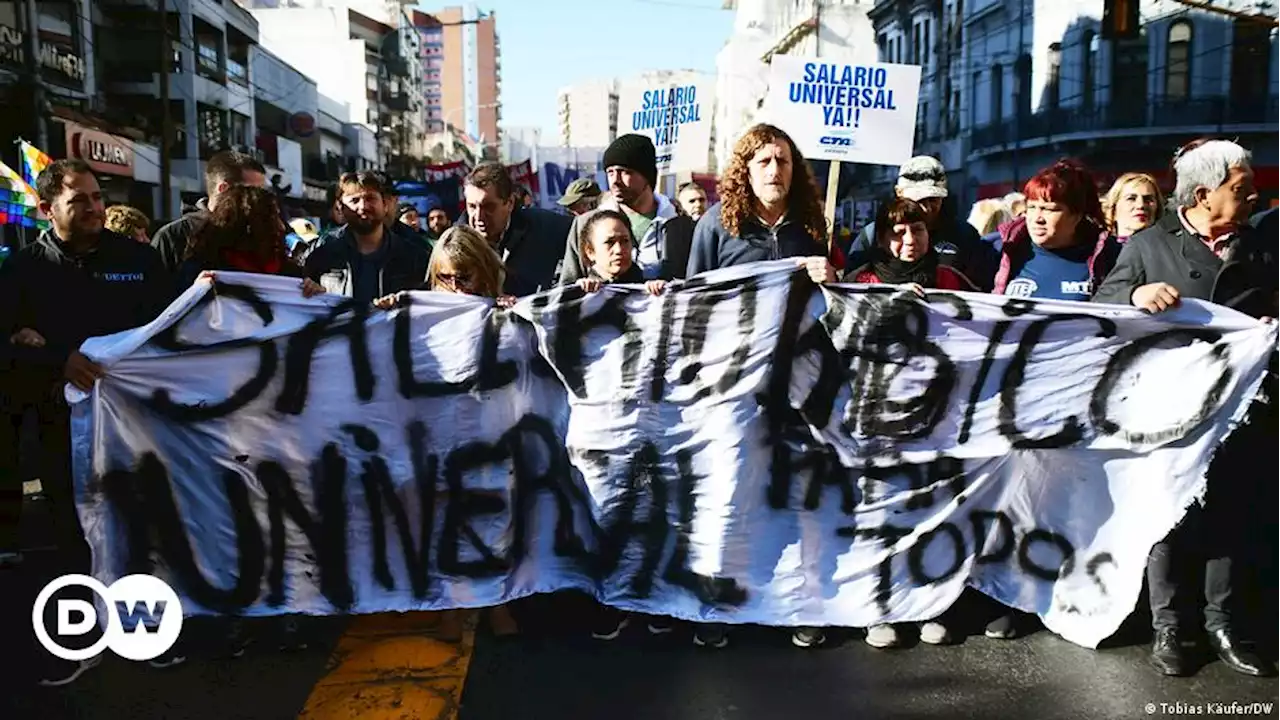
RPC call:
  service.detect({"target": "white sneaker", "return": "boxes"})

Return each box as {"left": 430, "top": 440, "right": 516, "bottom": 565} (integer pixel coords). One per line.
{"left": 864, "top": 624, "right": 902, "bottom": 649}
{"left": 919, "top": 621, "right": 954, "bottom": 646}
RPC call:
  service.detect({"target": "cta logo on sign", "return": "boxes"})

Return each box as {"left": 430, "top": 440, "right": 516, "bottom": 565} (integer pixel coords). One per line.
{"left": 819, "top": 136, "right": 852, "bottom": 147}
{"left": 33, "top": 574, "right": 183, "bottom": 661}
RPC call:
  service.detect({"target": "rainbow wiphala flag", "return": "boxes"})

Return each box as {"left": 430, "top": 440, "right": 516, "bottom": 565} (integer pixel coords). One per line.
{"left": 0, "top": 158, "right": 49, "bottom": 230}
{"left": 19, "top": 141, "right": 52, "bottom": 189}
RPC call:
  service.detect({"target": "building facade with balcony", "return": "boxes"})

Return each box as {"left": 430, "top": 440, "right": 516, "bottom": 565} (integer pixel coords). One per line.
{"left": 94, "top": 0, "right": 260, "bottom": 218}
{"left": 859, "top": 0, "right": 967, "bottom": 203}
{"left": 960, "top": 0, "right": 1278, "bottom": 205}
{"left": 252, "top": 45, "right": 316, "bottom": 209}
{"left": 417, "top": 5, "right": 501, "bottom": 157}
{"left": 412, "top": 10, "right": 444, "bottom": 134}
{"left": 245, "top": 0, "right": 424, "bottom": 174}
{"left": 0, "top": 0, "right": 93, "bottom": 149}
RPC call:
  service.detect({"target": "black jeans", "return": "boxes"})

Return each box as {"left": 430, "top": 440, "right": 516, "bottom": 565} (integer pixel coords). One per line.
{"left": 1, "top": 381, "right": 93, "bottom": 676}
{"left": 0, "top": 393, "right": 90, "bottom": 575}
{"left": 1146, "top": 393, "right": 1274, "bottom": 634}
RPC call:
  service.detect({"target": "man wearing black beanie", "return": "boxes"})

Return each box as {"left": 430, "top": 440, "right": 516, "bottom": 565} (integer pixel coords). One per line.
{"left": 557, "top": 134, "right": 693, "bottom": 284}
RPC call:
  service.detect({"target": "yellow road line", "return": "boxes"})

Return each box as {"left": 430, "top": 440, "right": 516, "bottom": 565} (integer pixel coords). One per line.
{"left": 298, "top": 612, "right": 476, "bottom": 720}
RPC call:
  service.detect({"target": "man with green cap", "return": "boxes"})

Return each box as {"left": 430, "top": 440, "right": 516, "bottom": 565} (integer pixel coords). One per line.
{"left": 558, "top": 177, "right": 602, "bottom": 216}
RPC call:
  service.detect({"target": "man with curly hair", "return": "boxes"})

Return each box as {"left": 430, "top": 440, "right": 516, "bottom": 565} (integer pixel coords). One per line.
{"left": 686, "top": 124, "right": 828, "bottom": 276}
{"left": 682, "top": 124, "right": 829, "bottom": 652}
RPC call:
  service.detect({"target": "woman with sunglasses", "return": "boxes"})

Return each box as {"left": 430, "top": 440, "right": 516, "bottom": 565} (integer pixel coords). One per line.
{"left": 373, "top": 224, "right": 517, "bottom": 641}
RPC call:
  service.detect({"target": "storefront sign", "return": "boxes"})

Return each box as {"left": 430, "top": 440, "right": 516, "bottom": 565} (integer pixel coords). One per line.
{"left": 0, "top": 25, "right": 86, "bottom": 86}
{"left": 289, "top": 112, "right": 317, "bottom": 138}
{"left": 65, "top": 123, "right": 135, "bottom": 176}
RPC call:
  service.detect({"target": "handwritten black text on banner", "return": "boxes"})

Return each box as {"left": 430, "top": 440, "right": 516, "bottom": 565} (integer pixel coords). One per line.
{"left": 69, "top": 264, "right": 1276, "bottom": 650}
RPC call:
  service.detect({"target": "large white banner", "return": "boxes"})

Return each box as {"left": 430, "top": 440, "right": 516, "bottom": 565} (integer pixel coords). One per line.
{"left": 71, "top": 262, "right": 1277, "bottom": 649}
{"left": 763, "top": 56, "right": 921, "bottom": 165}
{"left": 616, "top": 75, "right": 716, "bottom": 174}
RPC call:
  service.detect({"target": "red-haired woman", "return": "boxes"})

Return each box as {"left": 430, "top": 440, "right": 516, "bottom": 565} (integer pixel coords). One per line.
{"left": 991, "top": 160, "right": 1118, "bottom": 301}
{"left": 981, "top": 160, "right": 1119, "bottom": 643}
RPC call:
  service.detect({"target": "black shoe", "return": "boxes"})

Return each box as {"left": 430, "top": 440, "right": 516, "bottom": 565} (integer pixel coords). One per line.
{"left": 1149, "top": 627, "right": 1191, "bottom": 676}
{"left": 590, "top": 612, "right": 630, "bottom": 641}
{"left": 646, "top": 616, "right": 674, "bottom": 635}
{"left": 278, "top": 616, "right": 309, "bottom": 652}
{"left": 38, "top": 655, "right": 102, "bottom": 687}
{"left": 148, "top": 649, "right": 188, "bottom": 669}
{"left": 1208, "top": 629, "right": 1276, "bottom": 677}
{"left": 219, "top": 619, "right": 249, "bottom": 659}
{"left": 693, "top": 624, "right": 728, "bottom": 649}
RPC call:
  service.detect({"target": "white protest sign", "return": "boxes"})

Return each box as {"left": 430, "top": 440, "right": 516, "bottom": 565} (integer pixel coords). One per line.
{"left": 70, "top": 265, "right": 1276, "bottom": 650}
{"left": 616, "top": 76, "right": 716, "bottom": 174}
{"left": 763, "top": 56, "right": 921, "bottom": 165}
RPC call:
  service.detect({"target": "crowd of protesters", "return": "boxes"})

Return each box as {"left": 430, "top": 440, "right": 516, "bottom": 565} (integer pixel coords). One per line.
{"left": 0, "top": 127, "right": 1275, "bottom": 688}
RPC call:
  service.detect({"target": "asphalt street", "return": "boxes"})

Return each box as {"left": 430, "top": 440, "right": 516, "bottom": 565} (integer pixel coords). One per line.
{"left": 4, "top": 589, "right": 1277, "bottom": 720}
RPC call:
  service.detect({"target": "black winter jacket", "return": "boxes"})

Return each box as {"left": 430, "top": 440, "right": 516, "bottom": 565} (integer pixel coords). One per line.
{"left": 1092, "top": 212, "right": 1278, "bottom": 318}
{"left": 491, "top": 207, "right": 572, "bottom": 297}
{"left": 0, "top": 229, "right": 171, "bottom": 378}
{"left": 303, "top": 227, "right": 431, "bottom": 302}
{"left": 151, "top": 198, "right": 210, "bottom": 275}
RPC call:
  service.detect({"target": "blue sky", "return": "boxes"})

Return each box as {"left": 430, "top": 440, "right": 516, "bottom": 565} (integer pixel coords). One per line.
{"left": 430, "top": 0, "right": 735, "bottom": 139}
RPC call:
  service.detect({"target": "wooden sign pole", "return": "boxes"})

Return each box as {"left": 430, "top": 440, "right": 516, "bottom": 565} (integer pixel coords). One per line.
{"left": 824, "top": 160, "right": 841, "bottom": 250}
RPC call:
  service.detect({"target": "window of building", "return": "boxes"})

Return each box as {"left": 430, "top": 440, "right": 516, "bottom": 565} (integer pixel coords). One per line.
{"left": 194, "top": 21, "right": 223, "bottom": 81}
{"left": 1015, "top": 53, "right": 1031, "bottom": 117}
{"left": 229, "top": 112, "right": 249, "bottom": 147}
{"left": 1112, "top": 34, "right": 1149, "bottom": 122}
{"left": 971, "top": 70, "right": 981, "bottom": 126}
{"left": 1230, "top": 19, "right": 1269, "bottom": 108}
{"left": 41, "top": 0, "right": 75, "bottom": 32}
{"left": 991, "top": 63, "right": 1003, "bottom": 121}
{"left": 197, "top": 104, "right": 227, "bottom": 159}
{"left": 1165, "top": 20, "right": 1192, "bottom": 101}
{"left": 922, "top": 20, "right": 930, "bottom": 72}
{"left": 1046, "top": 43, "right": 1062, "bottom": 109}
{"left": 1082, "top": 31, "right": 1097, "bottom": 111}
{"left": 227, "top": 32, "right": 250, "bottom": 87}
